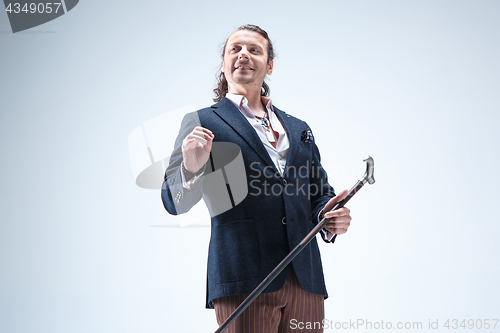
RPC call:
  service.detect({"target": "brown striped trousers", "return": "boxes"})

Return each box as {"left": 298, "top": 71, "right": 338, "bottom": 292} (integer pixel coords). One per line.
{"left": 214, "top": 267, "right": 325, "bottom": 333}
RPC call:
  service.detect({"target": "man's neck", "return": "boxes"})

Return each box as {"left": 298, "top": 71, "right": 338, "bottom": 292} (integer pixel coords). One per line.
{"left": 227, "top": 86, "right": 266, "bottom": 115}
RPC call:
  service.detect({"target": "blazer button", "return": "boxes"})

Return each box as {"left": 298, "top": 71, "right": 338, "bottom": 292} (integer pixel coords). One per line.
{"left": 281, "top": 178, "right": 287, "bottom": 186}
{"left": 281, "top": 217, "right": 286, "bottom": 225}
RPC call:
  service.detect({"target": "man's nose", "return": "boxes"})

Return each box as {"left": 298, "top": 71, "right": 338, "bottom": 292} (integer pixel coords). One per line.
{"left": 238, "top": 48, "right": 250, "bottom": 59}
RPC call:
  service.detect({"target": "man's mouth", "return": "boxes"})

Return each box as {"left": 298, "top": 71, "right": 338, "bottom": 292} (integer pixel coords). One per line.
{"left": 235, "top": 65, "right": 253, "bottom": 70}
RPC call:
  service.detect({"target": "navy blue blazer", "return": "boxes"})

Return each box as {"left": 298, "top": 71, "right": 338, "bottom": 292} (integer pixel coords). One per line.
{"left": 161, "top": 97, "right": 336, "bottom": 308}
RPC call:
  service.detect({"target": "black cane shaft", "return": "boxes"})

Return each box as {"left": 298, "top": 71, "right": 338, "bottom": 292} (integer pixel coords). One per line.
{"left": 215, "top": 179, "right": 367, "bottom": 333}
{"left": 341, "top": 180, "right": 365, "bottom": 206}
{"left": 330, "top": 180, "right": 364, "bottom": 243}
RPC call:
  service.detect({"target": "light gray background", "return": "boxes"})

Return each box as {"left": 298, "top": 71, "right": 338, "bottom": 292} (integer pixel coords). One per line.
{"left": 1, "top": 1, "right": 499, "bottom": 332}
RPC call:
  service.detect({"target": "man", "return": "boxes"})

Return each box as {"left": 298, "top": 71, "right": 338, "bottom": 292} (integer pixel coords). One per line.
{"left": 161, "top": 24, "right": 351, "bottom": 333}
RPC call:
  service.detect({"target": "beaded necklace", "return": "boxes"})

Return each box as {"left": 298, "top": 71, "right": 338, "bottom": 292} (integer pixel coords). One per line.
{"left": 255, "top": 112, "right": 276, "bottom": 143}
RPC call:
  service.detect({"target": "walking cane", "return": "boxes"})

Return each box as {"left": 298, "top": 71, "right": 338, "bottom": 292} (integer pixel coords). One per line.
{"left": 215, "top": 156, "right": 375, "bottom": 333}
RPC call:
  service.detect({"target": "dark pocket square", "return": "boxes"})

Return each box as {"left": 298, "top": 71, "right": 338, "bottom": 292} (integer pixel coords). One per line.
{"left": 301, "top": 129, "right": 313, "bottom": 143}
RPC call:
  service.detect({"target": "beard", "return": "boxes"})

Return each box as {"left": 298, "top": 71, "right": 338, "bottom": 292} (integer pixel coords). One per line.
{"left": 234, "top": 77, "right": 255, "bottom": 84}
{"left": 230, "top": 71, "right": 265, "bottom": 86}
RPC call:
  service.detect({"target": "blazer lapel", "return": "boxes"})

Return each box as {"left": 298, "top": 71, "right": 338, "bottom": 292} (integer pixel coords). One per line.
{"left": 211, "top": 98, "right": 277, "bottom": 171}
{"left": 274, "top": 106, "right": 300, "bottom": 177}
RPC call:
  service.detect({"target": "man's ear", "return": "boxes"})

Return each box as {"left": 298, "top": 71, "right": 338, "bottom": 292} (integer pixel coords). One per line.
{"left": 266, "top": 60, "right": 273, "bottom": 75}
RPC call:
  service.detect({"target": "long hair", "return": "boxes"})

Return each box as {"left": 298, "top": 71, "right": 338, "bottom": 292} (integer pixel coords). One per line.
{"left": 213, "top": 24, "right": 275, "bottom": 102}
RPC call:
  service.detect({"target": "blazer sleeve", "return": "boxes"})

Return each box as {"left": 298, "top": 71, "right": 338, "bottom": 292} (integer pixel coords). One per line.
{"left": 161, "top": 111, "right": 204, "bottom": 215}
{"left": 306, "top": 124, "right": 337, "bottom": 243}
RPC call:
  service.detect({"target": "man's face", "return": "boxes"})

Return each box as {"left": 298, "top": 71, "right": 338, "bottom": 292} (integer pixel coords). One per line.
{"left": 222, "top": 30, "right": 273, "bottom": 92}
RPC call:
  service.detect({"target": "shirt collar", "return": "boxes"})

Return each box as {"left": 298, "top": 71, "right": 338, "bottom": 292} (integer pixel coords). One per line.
{"left": 226, "top": 93, "right": 274, "bottom": 112}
